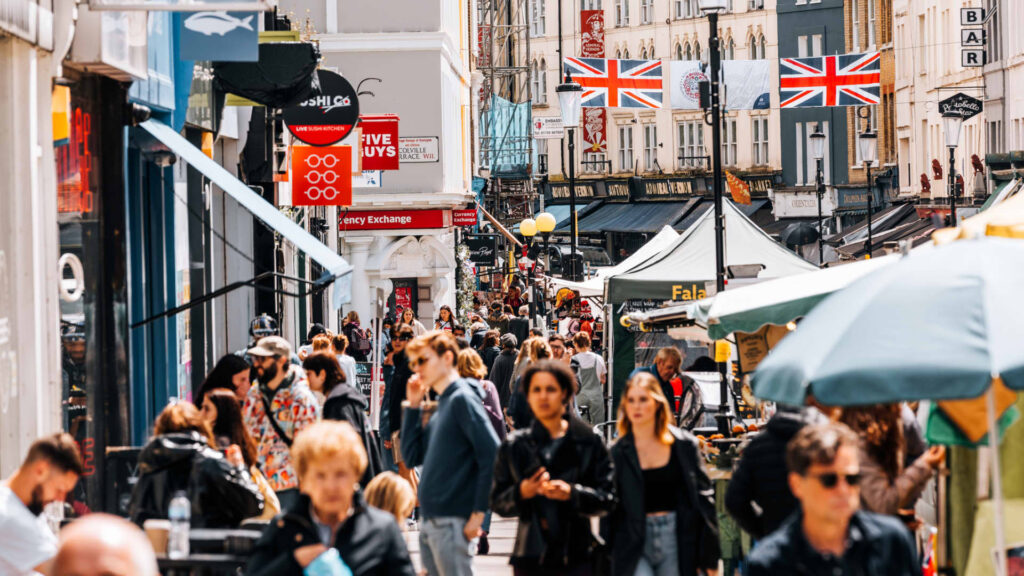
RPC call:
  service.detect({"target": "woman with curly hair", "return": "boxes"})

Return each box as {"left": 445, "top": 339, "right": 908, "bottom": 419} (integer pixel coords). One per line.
{"left": 838, "top": 404, "right": 944, "bottom": 516}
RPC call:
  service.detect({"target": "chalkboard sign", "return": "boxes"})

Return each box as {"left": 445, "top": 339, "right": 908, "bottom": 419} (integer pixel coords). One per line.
{"left": 466, "top": 235, "right": 498, "bottom": 267}
{"left": 356, "top": 362, "right": 373, "bottom": 399}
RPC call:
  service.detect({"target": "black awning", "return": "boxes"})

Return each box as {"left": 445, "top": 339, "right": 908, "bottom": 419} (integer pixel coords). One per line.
{"left": 569, "top": 201, "right": 694, "bottom": 234}
{"left": 213, "top": 42, "right": 320, "bottom": 108}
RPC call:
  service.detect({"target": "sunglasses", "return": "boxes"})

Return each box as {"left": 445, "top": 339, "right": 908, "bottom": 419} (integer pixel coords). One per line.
{"left": 397, "top": 336, "right": 412, "bottom": 341}
{"left": 809, "top": 472, "right": 861, "bottom": 489}
{"left": 408, "top": 355, "right": 432, "bottom": 368}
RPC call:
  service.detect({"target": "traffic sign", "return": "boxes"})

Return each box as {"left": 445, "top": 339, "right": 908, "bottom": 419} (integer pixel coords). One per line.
{"left": 938, "top": 93, "right": 983, "bottom": 120}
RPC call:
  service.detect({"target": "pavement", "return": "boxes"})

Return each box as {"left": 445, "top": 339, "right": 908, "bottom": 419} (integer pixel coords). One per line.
{"left": 405, "top": 515, "right": 516, "bottom": 575}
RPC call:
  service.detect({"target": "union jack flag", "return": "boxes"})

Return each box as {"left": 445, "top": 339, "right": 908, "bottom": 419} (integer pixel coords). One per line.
{"left": 564, "top": 57, "right": 663, "bottom": 109}
{"left": 779, "top": 51, "right": 880, "bottom": 108}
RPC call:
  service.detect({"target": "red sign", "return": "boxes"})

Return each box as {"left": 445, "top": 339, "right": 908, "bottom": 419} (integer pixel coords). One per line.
{"left": 581, "top": 10, "right": 604, "bottom": 58}
{"left": 340, "top": 209, "right": 452, "bottom": 231}
{"left": 453, "top": 208, "right": 478, "bottom": 226}
{"left": 360, "top": 114, "right": 400, "bottom": 171}
{"left": 582, "top": 107, "right": 607, "bottom": 153}
{"left": 56, "top": 108, "right": 94, "bottom": 213}
{"left": 291, "top": 145, "right": 353, "bottom": 206}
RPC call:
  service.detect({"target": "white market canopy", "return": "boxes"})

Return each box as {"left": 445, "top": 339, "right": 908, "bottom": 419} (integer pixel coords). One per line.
{"left": 607, "top": 200, "right": 818, "bottom": 302}
{"left": 627, "top": 254, "right": 899, "bottom": 340}
{"left": 545, "top": 225, "right": 679, "bottom": 297}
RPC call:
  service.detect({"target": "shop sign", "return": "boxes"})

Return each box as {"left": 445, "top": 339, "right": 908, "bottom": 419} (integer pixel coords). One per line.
{"left": 399, "top": 137, "right": 440, "bottom": 163}
{"left": 533, "top": 117, "right": 564, "bottom": 139}
{"left": 551, "top": 183, "right": 595, "bottom": 200}
{"left": 178, "top": 10, "right": 258, "bottom": 62}
{"left": 773, "top": 190, "right": 833, "bottom": 219}
{"left": 745, "top": 177, "right": 774, "bottom": 194}
{"left": 291, "top": 145, "right": 353, "bottom": 206}
{"left": 359, "top": 114, "right": 400, "bottom": 171}
{"left": 582, "top": 108, "right": 607, "bottom": 153}
{"left": 453, "top": 208, "right": 478, "bottom": 227}
{"left": 644, "top": 180, "right": 693, "bottom": 197}
{"left": 605, "top": 182, "right": 631, "bottom": 199}
{"left": 938, "top": 93, "right": 982, "bottom": 121}
{"left": 339, "top": 209, "right": 451, "bottom": 231}
{"left": 466, "top": 235, "right": 498, "bottom": 266}
{"left": 836, "top": 188, "right": 884, "bottom": 211}
{"left": 283, "top": 70, "right": 360, "bottom": 146}
{"left": 580, "top": 9, "right": 604, "bottom": 58}
{"left": 56, "top": 107, "right": 95, "bottom": 214}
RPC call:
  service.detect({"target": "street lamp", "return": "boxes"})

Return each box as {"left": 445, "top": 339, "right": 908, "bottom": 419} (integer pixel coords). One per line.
{"left": 809, "top": 125, "right": 826, "bottom": 266}
{"left": 536, "top": 211, "right": 556, "bottom": 326}
{"left": 519, "top": 217, "right": 538, "bottom": 323}
{"left": 858, "top": 129, "right": 877, "bottom": 259}
{"left": 699, "top": 0, "right": 730, "bottom": 436}
{"left": 943, "top": 110, "right": 964, "bottom": 225}
{"left": 556, "top": 74, "right": 583, "bottom": 281}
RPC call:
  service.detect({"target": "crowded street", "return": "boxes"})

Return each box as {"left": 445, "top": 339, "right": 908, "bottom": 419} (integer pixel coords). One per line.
{"left": 3, "top": 0, "right": 1024, "bottom": 575}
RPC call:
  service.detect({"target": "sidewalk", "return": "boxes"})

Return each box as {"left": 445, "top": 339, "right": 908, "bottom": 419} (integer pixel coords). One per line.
{"left": 405, "top": 516, "right": 516, "bottom": 575}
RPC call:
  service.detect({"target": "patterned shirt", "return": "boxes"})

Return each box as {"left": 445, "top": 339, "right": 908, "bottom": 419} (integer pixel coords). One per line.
{"left": 243, "top": 367, "right": 321, "bottom": 491}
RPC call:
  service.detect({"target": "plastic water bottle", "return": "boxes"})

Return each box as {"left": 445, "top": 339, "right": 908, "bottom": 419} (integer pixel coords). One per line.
{"left": 168, "top": 491, "right": 191, "bottom": 559}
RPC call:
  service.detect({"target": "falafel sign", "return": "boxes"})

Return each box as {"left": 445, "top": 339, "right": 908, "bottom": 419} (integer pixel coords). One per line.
{"left": 283, "top": 70, "right": 360, "bottom": 146}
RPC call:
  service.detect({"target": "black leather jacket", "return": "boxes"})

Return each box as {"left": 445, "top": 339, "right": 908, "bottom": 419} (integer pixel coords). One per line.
{"left": 129, "top": 431, "right": 263, "bottom": 528}
{"left": 246, "top": 491, "right": 415, "bottom": 576}
{"left": 490, "top": 416, "right": 615, "bottom": 568}
{"left": 322, "top": 383, "right": 383, "bottom": 485}
{"left": 606, "top": 427, "right": 720, "bottom": 576}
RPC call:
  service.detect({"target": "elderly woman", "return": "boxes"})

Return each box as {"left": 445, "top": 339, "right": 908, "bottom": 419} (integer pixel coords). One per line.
{"left": 247, "top": 421, "right": 415, "bottom": 576}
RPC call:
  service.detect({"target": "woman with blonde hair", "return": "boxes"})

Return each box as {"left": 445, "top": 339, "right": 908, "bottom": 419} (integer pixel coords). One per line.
{"left": 605, "top": 372, "right": 719, "bottom": 576}
{"left": 365, "top": 471, "right": 416, "bottom": 526}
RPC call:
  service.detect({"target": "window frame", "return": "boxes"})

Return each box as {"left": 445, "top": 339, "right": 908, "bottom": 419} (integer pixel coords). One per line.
{"left": 643, "top": 123, "right": 658, "bottom": 172}
{"left": 618, "top": 124, "right": 634, "bottom": 172}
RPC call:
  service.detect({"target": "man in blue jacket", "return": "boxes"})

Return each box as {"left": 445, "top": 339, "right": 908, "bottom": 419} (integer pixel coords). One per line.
{"left": 746, "top": 422, "right": 920, "bottom": 575}
{"left": 401, "top": 331, "right": 499, "bottom": 576}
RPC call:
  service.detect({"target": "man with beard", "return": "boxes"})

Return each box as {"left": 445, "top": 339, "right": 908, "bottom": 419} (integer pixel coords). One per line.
{"left": 0, "top": 433, "right": 83, "bottom": 575}
{"left": 243, "top": 336, "right": 320, "bottom": 510}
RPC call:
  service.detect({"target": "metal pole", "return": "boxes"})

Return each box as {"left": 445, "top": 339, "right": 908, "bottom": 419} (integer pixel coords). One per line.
{"left": 568, "top": 127, "right": 578, "bottom": 281}
{"left": 866, "top": 162, "right": 873, "bottom": 259}
{"left": 709, "top": 12, "right": 725, "bottom": 294}
{"left": 557, "top": 0, "right": 563, "bottom": 78}
{"left": 816, "top": 158, "right": 824, "bottom": 266}
{"left": 949, "top": 147, "right": 957, "bottom": 225}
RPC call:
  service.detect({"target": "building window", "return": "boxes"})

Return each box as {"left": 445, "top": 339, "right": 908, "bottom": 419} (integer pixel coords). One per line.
{"left": 649, "top": 44, "right": 654, "bottom": 58}
{"left": 538, "top": 59, "right": 547, "bottom": 103}
{"left": 867, "top": 0, "right": 876, "bottom": 47}
{"left": 674, "top": 0, "right": 696, "bottom": 18}
{"left": 851, "top": 0, "right": 860, "bottom": 50}
{"left": 760, "top": 35, "right": 766, "bottom": 59}
{"left": 530, "top": 0, "right": 545, "bottom": 37}
{"left": 677, "top": 121, "right": 704, "bottom": 168}
{"left": 797, "top": 34, "right": 823, "bottom": 57}
{"left": 583, "top": 152, "right": 607, "bottom": 174}
{"left": 616, "top": 49, "right": 622, "bottom": 58}
{"left": 615, "top": 0, "right": 629, "bottom": 26}
{"left": 618, "top": 125, "right": 634, "bottom": 172}
{"left": 986, "top": 0, "right": 999, "bottom": 62}
{"left": 725, "top": 38, "right": 735, "bottom": 60}
{"left": 623, "top": 47, "right": 630, "bottom": 58}
{"left": 675, "top": 43, "right": 683, "bottom": 60}
{"left": 694, "top": 42, "right": 702, "bottom": 62}
{"left": 988, "top": 120, "right": 1003, "bottom": 154}
{"left": 535, "top": 139, "right": 548, "bottom": 173}
{"left": 643, "top": 124, "right": 658, "bottom": 171}
{"left": 797, "top": 121, "right": 830, "bottom": 186}
{"left": 748, "top": 35, "right": 757, "bottom": 59}
{"left": 752, "top": 117, "right": 768, "bottom": 165}
{"left": 640, "top": 46, "right": 648, "bottom": 59}
{"left": 721, "top": 119, "right": 737, "bottom": 166}
{"left": 531, "top": 61, "right": 547, "bottom": 104}
{"left": 582, "top": 0, "right": 602, "bottom": 9}
{"left": 640, "top": 0, "right": 653, "bottom": 24}
{"left": 684, "top": 42, "right": 693, "bottom": 60}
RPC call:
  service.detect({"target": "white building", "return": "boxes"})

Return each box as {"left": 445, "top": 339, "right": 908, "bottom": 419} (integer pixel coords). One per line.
{"left": 530, "top": 0, "right": 781, "bottom": 181}
{"left": 281, "top": 0, "right": 474, "bottom": 329}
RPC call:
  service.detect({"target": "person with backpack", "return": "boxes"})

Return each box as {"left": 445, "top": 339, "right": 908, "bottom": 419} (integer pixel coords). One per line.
{"left": 342, "top": 311, "right": 372, "bottom": 362}
{"left": 242, "top": 337, "right": 321, "bottom": 510}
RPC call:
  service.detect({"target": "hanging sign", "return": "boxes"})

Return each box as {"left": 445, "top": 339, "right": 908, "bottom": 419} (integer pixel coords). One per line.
{"left": 283, "top": 70, "right": 360, "bottom": 146}
{"left": 291, "top": 145, "right": 353, "bottom": 206}
{"left": 178, "top": 11, "right": 258, "bottom": 61}
{"left": 582, "top": 107, "right": 607, "bottom": 153}
{"left": 938, "top": 93, "right": 983, "bottom": 121}
{"left": 359, "top": 114, "right": 400, "bottom": 171}
{"left": 580, "top": 10, "right": 604, "bottom": 58}
{"left": 466, "top": 235, "right": 498, "bottom": 267}
{"left": 453, "top": 209, "right": 478, "bottom": 226}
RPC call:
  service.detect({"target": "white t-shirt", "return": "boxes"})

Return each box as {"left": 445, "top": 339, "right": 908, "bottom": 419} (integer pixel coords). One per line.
{"left": 336, "top": 354, "right": 359, "bottom": 394}
{"left": 0, "top": 484, "right": 57, "bottom": 575}
{"left": 572, "top": 351, "right": 606, "bottom": 380}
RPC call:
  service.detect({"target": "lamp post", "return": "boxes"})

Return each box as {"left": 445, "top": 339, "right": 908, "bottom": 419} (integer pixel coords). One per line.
{"left": 809, "top": 125, "right": 826, "bottom": 266}
{"left": 536, "top": 212, "right": 556, "bottom": 326}
{"left": 556, "top": 74, "right": 583, "bottom": 281}
{"left": 942, "top": 110, "right": 964, "bottom": 226}
{"left": 858, "top": 129, "right": 877, "bottom": 259}
{"left": 519, "top": 218, "right": 538, "bottom": 321}
{"left": 699, "top": 0, "right": 728, "bottom": 294}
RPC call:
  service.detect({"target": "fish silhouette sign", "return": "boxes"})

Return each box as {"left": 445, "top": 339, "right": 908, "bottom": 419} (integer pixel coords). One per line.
{"left": 178, "top": 11, "right": 258, "bottom": 62}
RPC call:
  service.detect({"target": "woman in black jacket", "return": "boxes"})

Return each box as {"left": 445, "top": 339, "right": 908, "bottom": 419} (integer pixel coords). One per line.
{"left": 490, "top": 360, "right": 615, "bottom": 576}
{"left": 129, "top": 402, "right": 263, "bottom": 528}
{"left": 303, "top": 352, "right": 383, "bottom": 485}
{"left": 247, "top": 421, "right": 414, "bottom": 576}
{"left": 606, "top": 372, "right": 719, "bottom": 576}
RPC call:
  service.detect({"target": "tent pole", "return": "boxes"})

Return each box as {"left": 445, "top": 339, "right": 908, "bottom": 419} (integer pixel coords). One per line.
{"left": 987, "top": 384, "right": 1007, "bottom": 576}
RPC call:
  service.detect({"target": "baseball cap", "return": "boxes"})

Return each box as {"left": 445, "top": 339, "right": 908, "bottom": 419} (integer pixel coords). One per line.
{"left": 247, "top": 336, "right": 292, "bottom": 358}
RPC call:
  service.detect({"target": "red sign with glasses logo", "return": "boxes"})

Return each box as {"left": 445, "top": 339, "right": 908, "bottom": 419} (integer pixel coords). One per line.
{"left": 291, "top": 145, "right": 353, "bottom": 206}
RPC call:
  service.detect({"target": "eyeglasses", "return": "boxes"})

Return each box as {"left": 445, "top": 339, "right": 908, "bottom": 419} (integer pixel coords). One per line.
{"left": 809, "top": 472, "right": 861, "bottom": 489}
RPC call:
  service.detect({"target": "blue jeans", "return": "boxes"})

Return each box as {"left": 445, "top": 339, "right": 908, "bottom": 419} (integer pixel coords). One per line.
{"left": 634, "top": 512, "right": 678, "bottom": 576}
{"left": 419, "top": 517, "right": 474, "bottom": 576}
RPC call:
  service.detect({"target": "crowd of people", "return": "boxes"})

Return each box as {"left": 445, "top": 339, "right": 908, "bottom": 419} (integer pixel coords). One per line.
{"left": 1, "top": 306, "right": 949, "bottom": 576}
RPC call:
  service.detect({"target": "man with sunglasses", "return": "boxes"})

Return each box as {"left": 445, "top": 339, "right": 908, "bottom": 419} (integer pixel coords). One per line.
{"left": 386, "top": 326, "right": 420, "bottom": 505}
{"left": 400, "top": 331, "right": 499, "bottom": 576}
{"left": 746, "top": 423, "right": 920, "bottom": 575}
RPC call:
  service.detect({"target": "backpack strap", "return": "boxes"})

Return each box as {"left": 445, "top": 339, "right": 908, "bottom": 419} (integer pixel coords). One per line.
{"left": 260, "top": 393, "right": 293, "bottom": 447}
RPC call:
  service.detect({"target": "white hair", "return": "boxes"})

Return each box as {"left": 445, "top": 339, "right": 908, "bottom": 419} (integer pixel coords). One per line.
{"left": 56, "top": 513, "right": 158, "bottom": 576}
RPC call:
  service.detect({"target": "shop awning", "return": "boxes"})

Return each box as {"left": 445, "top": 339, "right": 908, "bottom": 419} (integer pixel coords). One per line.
{"left": 980, "top": 178, "right": 1021, "bottom": 212}
{"left": 569, "top": 201, "right": 694, "bottom": 234}
{"left": 139, "top": 120, "right": 353, "bottom": 308}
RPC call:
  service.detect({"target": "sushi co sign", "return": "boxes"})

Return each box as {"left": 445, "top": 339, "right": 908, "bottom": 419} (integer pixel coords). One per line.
{"left": 283, "top": 70, "right": 361, "bottom": 146}
{"left": 178, "top": 11, "right": 259, "bottom": 62}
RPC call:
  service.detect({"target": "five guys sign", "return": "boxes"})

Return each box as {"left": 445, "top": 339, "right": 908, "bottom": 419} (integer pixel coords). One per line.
{"left": 359, "top": 114, "right": 400, "bottom": 171}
